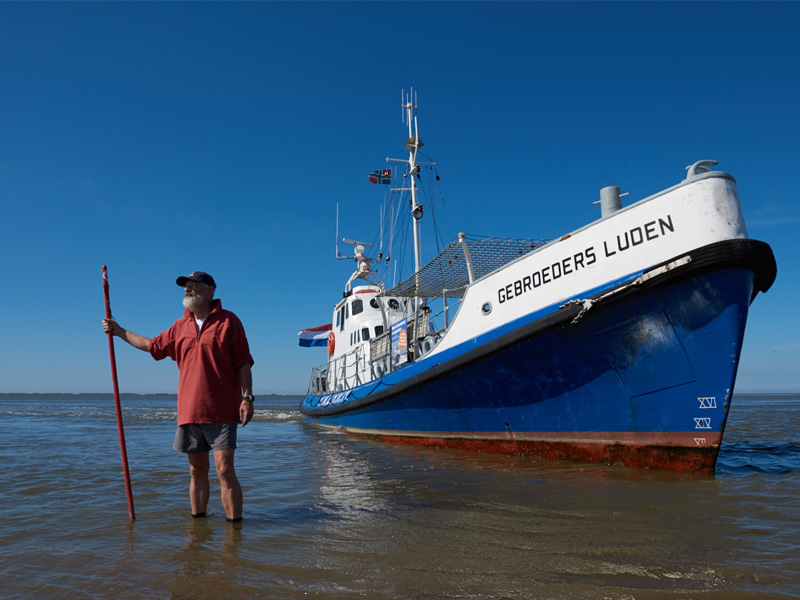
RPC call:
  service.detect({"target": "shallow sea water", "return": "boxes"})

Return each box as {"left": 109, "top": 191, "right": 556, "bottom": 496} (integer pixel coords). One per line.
{"left": 0, "top": 393, "right": 797, "bottom": 599}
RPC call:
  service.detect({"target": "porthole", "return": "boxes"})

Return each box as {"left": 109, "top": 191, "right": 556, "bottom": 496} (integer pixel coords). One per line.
{"left": 481, "top": 301, "right": 492, "bottom": 315}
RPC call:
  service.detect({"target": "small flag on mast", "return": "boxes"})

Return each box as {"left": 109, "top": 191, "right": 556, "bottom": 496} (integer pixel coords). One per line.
{"left": 368, "top": 169, "right": 391, "bottom": 184}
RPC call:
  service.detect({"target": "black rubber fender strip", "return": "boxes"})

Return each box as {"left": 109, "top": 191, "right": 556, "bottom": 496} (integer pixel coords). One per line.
{"left": 646, "top": 238, "right": 776, "bottom": 301}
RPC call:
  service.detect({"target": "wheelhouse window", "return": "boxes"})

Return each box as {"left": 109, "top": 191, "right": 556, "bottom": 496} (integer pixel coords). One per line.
{"left": 361, "top": 327, "right": 370, "bottom": 341}
{"left": 375, "top": 325, "right": 384, "bottom": 336}
{"left": 352, "top": 299, "right": 364, "bottom": 315}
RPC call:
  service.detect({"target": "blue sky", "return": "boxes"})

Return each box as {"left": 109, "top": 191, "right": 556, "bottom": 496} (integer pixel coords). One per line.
{"left": 1, "top": 2, "right": 797, "bottom": 395}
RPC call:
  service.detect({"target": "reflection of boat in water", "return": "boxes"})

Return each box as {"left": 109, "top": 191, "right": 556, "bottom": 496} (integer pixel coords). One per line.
{"left": 298, "top": 92, "right": 776, "bottom": 473}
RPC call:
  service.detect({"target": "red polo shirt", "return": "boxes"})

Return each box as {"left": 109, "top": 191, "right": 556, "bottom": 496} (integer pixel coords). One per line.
{"left": 149, "top": 299, "right": 254, "bottom": 426}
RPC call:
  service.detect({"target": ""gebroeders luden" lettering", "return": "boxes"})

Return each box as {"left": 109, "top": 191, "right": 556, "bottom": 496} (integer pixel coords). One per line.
{"left": 497, "top": 214, "right": 675, "bottom": 304}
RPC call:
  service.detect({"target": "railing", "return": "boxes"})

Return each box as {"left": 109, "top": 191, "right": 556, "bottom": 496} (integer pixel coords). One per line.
{"left": 308, "top": 310, "right": 441, "bottom": 396}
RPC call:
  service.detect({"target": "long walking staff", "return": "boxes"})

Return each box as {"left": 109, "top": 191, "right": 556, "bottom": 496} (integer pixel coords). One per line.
{"left": 102, "top": 265, "right": 136, "bottom": 521}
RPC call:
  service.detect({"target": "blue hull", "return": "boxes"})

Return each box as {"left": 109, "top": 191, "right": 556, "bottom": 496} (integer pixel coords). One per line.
{"left": 301, "top": 240, "right": 776, "bottom": 472}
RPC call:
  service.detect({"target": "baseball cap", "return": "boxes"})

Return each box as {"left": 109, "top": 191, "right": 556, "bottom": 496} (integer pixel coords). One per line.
{"left": 176, "top": 271, "right": 216, "bottom": 287}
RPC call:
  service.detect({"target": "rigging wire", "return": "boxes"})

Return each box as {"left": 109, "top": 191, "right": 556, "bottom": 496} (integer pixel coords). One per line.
{"left": 346, "top": 139, "right": 453, "bottom": 294}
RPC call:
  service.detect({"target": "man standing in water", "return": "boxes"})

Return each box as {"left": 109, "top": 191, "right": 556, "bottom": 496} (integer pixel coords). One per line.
{"left": 103, "top": 271, "right": 254, "bottom": 523}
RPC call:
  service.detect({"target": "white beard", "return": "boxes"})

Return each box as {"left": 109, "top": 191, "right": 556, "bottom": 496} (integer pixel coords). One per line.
{"left": 182, "top": 292, "right": 206, "bottom": 312}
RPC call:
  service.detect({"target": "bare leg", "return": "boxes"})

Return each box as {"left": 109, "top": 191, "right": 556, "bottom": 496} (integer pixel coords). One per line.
{"left": 213, "top": 448, "right": 242, "bottom": 520}
{"left": 188, "top": 452, "right": 210, "bottom": 515}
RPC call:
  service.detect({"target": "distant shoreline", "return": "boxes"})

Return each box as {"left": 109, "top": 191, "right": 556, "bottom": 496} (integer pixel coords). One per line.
{"left": 731, "top": 392, "right": 800, "bottom": 398}
{"left": 1, "top": 392, "right": 795, "bottom": 398}
{"left": 0, "top": 392, "right": 305, "bottom": 399}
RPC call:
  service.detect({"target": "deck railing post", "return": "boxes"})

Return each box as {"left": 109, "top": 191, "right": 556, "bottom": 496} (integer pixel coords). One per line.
{"left": 458, "top": 232, "right": 476, "bottom": 284}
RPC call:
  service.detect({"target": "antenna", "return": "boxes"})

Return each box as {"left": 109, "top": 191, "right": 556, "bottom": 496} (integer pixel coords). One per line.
{"left": 402, "top": 87, "right": 417, "bottom": 124}
{"left": 379, "top": 202, "right": 384, "bottom": 262}
{"left": 335, "top": 203, "right": 340, "bottom": 258}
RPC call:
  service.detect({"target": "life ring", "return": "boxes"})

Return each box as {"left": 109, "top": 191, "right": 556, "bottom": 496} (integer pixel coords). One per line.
{"left": 328, "top": 332, "right": 335, "bottom": 356}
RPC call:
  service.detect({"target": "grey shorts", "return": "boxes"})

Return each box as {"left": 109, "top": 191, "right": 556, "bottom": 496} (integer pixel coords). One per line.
{"left": 173, "top": 423, "right": 238, "bottom": 453}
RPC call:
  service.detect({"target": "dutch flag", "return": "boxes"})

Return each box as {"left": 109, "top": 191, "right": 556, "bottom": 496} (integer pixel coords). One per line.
{"left": 298, "top": 323, "right": 332, "bottom": 348}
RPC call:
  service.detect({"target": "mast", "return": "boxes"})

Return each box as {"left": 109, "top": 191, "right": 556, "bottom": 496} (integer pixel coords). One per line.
{"left": 402, "top": 89, "right": 423, "bottom": 276}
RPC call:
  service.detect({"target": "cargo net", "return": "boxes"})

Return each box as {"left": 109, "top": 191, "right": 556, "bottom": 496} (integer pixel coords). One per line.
{"left": 385, "top": 234, "right": 550, "bottom": 299}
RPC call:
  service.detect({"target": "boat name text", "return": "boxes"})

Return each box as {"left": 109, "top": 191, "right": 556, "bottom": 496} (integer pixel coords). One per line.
{"left": 317, "top": 391, "right": 350, "bottom": 408}
{"left": 497, "top": 214, "right": 675, "bottom": 304}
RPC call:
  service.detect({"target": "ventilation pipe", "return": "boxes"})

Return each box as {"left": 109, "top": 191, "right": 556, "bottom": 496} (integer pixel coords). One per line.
{"left": 599, "top": 186, "right": 622, "bottom": 219}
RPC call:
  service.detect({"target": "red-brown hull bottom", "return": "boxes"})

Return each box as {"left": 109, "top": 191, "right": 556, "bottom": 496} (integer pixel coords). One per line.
{"left": 343, "top": 430, "right": 721, "bottom": 474}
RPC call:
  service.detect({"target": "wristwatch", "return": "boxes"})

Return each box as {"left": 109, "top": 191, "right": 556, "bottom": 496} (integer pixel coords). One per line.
{"left": 242, "top": 395, "right": 255, "bottom": 403}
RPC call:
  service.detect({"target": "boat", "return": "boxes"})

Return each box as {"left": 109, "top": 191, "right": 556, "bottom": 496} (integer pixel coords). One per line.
{"left": 297, "top": 91, "right": 777, "bottom": 473}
